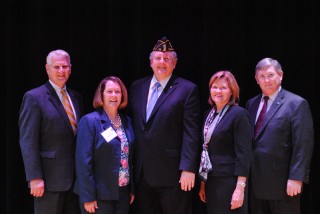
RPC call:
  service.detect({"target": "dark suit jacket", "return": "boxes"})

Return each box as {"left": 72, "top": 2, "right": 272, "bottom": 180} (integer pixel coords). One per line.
{"left": 74, "top": 108, "right": 134, "bottom": 204}
{"left": 129, "top": 74, "right": 201, "bottom": 187}
{"left": 19, "top": 81, "right": 83, "bottom": 191}
{"left": 205, "top": 105, "right": 252, "bottom": 178}
{"left": 246, "top": 88, "right": 314, "bottom": 200}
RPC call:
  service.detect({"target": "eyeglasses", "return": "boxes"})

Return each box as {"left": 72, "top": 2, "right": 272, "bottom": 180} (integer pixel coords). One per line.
{"left": 257, "top": 73, "right": 276, "bottom": 81}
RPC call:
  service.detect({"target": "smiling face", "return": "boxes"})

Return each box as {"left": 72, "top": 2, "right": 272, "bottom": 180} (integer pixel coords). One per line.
{"left": 210, "top": 78, "right": 232, "bottom": 112}
{"left": 150, "top": 51, "right": 176, "bottom": 81}
{"left": 46, "top": 54, "right": 71, "bottom": 88}
{"left": 102, "top": 80, "right": 122, "bottom": 110}
{"left": 255, "top": 66, "right": 283, "bottom": 96}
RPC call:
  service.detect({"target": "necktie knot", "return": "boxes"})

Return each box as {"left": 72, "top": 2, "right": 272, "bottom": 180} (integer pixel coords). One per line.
{"left": 153, "top": 82, "right": 161, "bottom": 91}
{"left": 263, "top": 96, "right": 269, "bottom": 103}
{"left": 61, "top": 89, "right": 66, "bottom": 96}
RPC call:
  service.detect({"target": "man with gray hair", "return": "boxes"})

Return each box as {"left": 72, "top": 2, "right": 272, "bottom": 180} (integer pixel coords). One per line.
{"left": 19, "top": 49, "right": 83, "bottom": 213}
{"left": 246, "top": 57, "right": 314, "bottom": 214}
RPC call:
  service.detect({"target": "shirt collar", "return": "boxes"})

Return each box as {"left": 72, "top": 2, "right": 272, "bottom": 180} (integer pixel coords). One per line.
{"left": 262, "top": 86, "right": 281, "bottom": 102}
{"left": 151, "top": 74, "right": 171, "bottom": 89}
{"left": 49, "top": 80, "right": 66, "bottom": 94}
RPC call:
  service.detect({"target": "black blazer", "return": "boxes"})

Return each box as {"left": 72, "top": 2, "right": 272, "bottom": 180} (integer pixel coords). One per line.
{"left": 74, "top": 108, "right": 134, "bottom": 203}
{"left": 129, "top": 75, "right": 201, "bottom": 187}
{"left": 246, "top": 88, "right": 314, "bottom": 200}
{"left": 205, "top": 105, "right": 252, "bottom": 177}
{"left": 19, "top": 81, "right": 83, "bottom": 191}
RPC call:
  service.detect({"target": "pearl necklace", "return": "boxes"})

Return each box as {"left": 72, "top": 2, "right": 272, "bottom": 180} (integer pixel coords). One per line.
{"left": 110, "top": 114, "right": 122, "bottom": 128}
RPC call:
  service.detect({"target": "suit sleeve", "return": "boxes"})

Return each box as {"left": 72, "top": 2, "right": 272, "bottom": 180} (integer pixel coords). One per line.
{"left": 289, "top": 99, "right": 314, "bottom": 183}
{"left": 234, "top": 109, "right": 253, "bottom": 176}
{"left": 179, "top": 85, "right": 201, "bottom": 173}
{"left": 19, "top": 92, "right": 43, "bottom": 182}
{"left": 76, "top": 115, "right": 97, "bottom": 203}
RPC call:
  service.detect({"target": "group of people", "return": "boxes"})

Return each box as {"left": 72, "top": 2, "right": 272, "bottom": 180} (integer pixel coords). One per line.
{"left": 19, "top": 37, "right": 314, "bottom": 214}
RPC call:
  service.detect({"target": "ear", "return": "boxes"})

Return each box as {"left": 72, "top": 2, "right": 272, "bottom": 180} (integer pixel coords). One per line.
{"left": 255, "top": 75, "right": 259, "bottom": 84}
{"left": 278, "top": 71, "right": 283, "bottom": 81}
{"left": 173, "top": 60, "right": 177, "bottom": 68}
{"left": 45, "top": 64, "right": 49, "bottom": 74}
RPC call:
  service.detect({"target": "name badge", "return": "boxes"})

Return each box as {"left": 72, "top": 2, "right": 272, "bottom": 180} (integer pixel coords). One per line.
{"left": 101, "top": 127, "right": 117, "bottom": 142}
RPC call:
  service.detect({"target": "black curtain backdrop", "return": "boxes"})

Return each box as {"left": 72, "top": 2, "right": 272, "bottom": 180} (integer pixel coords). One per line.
{"left": 6, "top": 0, "right": 319, "bottom": 213}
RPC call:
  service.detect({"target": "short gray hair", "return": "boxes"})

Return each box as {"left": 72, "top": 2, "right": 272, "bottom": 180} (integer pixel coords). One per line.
{"left": 46, "top": 49, "right": 71, "bottom": 65}
{"left": 255, "top": 57, "right": 282, "bottom": 74}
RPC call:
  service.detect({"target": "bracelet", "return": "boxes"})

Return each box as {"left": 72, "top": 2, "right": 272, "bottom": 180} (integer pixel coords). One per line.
{"left": 237, "top": 182, "right": 246, "bottom": 187}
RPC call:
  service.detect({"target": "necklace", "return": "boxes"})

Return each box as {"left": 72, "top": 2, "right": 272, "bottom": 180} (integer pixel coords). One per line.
{"left": 110, "top": 114, "right": 122, "bottom": 128}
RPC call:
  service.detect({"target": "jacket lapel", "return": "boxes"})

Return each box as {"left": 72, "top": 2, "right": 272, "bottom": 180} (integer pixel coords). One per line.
{"left": 98, "top": 108, "right": 110, "bottom": 131}
{"left": 255, "top": 89, "right": 285, "bottom": 138}
{"left": 45, "top": 82, "right": 74, "bottom": 133}
{"left": 68, "top": 90, "right": 81, "bottom": 123}
{"left": 146, "top": 75, "right": 177, "bottom": 123}
{"left": 249, "top": 95, "right": 262, "bottom": 128}
{"left": 121, "top": 115, "right": 132, "bottom": 145}
{"left": 140, "top": 78, "right": 152, "bottom": 123}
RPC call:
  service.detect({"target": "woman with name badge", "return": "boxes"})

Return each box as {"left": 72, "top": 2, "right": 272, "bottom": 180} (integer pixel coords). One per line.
{"left": 74, "top": 76, "right": 134, "bottom": 214}
{"left": 198, "top": 71, "right": 252, "bottom": 214}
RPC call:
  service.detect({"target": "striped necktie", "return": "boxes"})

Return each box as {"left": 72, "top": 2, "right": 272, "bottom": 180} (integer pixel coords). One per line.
{"left": 61, "top": 89, "right": 77, "bottom": 134}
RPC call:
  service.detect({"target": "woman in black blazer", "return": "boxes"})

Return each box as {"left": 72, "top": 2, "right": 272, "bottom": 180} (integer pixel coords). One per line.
{"left": 198, "top": 71, "right": 252, "bottom": 214}
{"left": 74, "top": 76, "right": 134, "bottom": 214}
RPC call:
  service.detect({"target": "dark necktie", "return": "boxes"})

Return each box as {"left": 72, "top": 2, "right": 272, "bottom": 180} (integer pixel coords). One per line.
{"left": 254, "top": 96, "right": 269, "bottom": 137}
{"left": 146, "top": 82, "right": 161, "bottom": 121}
{"left": 61, "top": 89, "right": 77, "bottom": 134}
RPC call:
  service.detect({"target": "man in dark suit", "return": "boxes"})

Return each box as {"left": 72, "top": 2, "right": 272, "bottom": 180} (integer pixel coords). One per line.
{"left": 246, "top": 57, "right": 314, "bottom": 214}
{"left": 128, "top": 37, "right": 201, "bottom": 214}
{"left": 19, "top": 49, "right": 83, "bottom": 214}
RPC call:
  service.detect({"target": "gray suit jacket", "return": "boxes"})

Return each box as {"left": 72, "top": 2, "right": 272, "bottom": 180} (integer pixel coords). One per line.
{"left": 19, "top": 81, "right": 83, "bottom": 191}
{"left": 246, "top": 88, "right": 314, "bottom": 200}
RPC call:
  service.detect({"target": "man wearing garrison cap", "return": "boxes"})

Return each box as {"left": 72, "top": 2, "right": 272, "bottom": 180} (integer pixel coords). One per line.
{"left": 129, "top": 37, "right": 201, "bottom": 214}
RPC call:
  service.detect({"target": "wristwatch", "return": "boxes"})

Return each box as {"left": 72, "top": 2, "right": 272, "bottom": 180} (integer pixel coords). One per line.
{"left": 237, "top": 182, "right": 246, "bottom": 187}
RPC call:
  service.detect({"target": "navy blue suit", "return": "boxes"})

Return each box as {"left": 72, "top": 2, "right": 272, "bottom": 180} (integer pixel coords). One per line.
{"left": 246, "top": 88, "right": 314, "bottom": 214}
{"left": 19, "top": 81, "right": 83, "bottom": 213}
{"left": 129, "top": 74, "right": 201, "bottom": 214}
{"left": 74, "top": 108, "right": 134, "bottom": 212}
